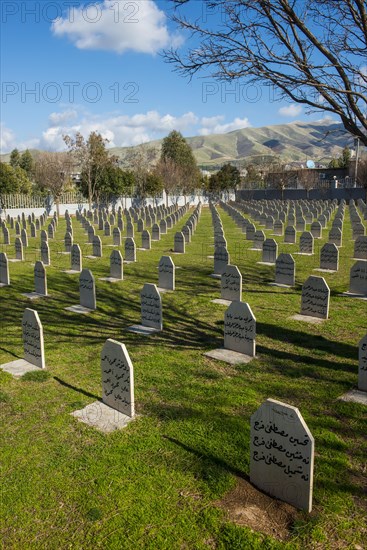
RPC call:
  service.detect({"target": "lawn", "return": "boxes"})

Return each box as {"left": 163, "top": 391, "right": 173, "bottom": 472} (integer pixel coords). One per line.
{"left": 1, "top": 202, "right": 366, "bottom": 549}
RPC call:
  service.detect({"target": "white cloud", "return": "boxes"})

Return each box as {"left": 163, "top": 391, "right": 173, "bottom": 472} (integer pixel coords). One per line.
{"left": 48, "top": 109, "right": 78, "bottom": 127}
{"left": 52, "top": 0, "right": 183, "bottom": 54}
{"left": 278, "top": 103, "right": 303, "bottom": 117}
{"left": 0, "top": 123, "right": 16, "bottom": 153}
{"left": 198, "top": 115, "right": 251, "bottom": 135}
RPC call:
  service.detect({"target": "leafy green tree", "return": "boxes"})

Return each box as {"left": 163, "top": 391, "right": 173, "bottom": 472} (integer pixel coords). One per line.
{"left": 328, "top": 146, "right": 352, "bottom": 169}
{"left": 34, "top": 152, "right": 72, "bottom": 216}
{"left": 214, "top": 163, "right": 241, "bottom": 193}
{"left": 19, "top": 149, "right": 34, "bottom": 178}
{"left": 9, "top": 148, "right": 21, "bottom": 168}
{"left": 97, "top": 165, "right": 135, "bottom": 204}
{"left": 0, "top": 162, "right": 32, "bottom": 198}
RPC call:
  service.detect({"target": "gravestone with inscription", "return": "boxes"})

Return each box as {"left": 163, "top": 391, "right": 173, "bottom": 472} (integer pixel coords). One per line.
{"left": 15, "top": 237, "right": 23, "bottom": 261}
{"left": 34, "top": 261, "right": 47, "bottom": 296}
{"left": 40, "top": 241, "right": 50, "bottom": 266}
{"left": 348, "top": 260, "right": 367, "bottom": 296}
{"left": 141, "top": 283, "right": 162, "bottom": 331}
{"left": 110, "top": 250, "right": 123, "bottom": 280}
{"left": 64, "top": 231, "right": 73, "bottom": 252}
{"left": 79, "top": 269, "right": 96, "bottom": 310}
{"left": 141, "top": 230, "right": 151, "bottom": 250}
{"left": 358, "top": 334, "right": 367, "bottom": 392}
{"left": 328, "top": 227, "right": 342, "bottom": 247}
{"left": 284, "top": 226, "right": 296, "bottom": 244}
{"left": 250, "top": 398, "right": 314, "bottom": 512}
{"left": 319, "top": 243, "right": 339, "bottom": 271}
{"left": 101, "top": 339, "right": 135, "bottom": 417}
{"left": 152, "top": 223, "right": 160, "bottom": 241}
{"left": 299, "top": 232, "right": 314, "bottom": 255}
{"left": 92, "top": 236, "right": 102, "bottom": 257}
{"left": 252, "top": 230, "right": 265, "bottom": 250}
{"left": 158, "top": 256, "right": 175, "bottom": 291}
{"left": 70, "top": 244, "right": 82, "bottom": 272}
{"left": 354, "top": 236, "right": 367, "bottom": 260}
{"left": 214, "top": 246, "right": 230, "bottom": 275}
{"left": 125, "top": 238, "right": 136, "bottom": 262}
{"left": 0, "top": 252, "right": 10, "bottom": 286}
{"left": 274, "top": 253, "right": 295, "bottom": 287}
{"left": 310, "top": 221, "right": 322, "bottom": 239}
{"left": 261, "top": 238, "right": 277, "bottom": 264}
{"left": 113, "top": 227, "right": 121, "bottom": 246}
{"left": 221, "top": 264, "right": 242, "bottom": 302}
{"left": 174, "top": 232, "right": 185, "bottom": 254}
{"left": 23, "top": 308, "right": 45, "bottom": 369}
{"left": 224, "top": 301, "right": 256, "bottom": 356}
{"left": 300, "top": 276, "right": 330, "bottom": 319}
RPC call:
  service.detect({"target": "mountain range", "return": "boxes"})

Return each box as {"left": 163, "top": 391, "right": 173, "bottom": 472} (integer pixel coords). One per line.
{"left": 1, "top": 120, "right": 354, "bottom": 169}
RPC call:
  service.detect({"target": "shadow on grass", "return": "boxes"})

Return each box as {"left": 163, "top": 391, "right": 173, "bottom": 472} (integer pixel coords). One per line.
{"left": 54, "top": 376, "right": 99, "bottom": 400}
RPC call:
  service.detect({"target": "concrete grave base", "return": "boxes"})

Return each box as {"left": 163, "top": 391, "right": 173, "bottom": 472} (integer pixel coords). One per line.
{"left": 157, "top": 288, "right": 173, "bottom": 294}
{"left": 58, "top": 251, "right": 70, "bottom": 255}
{"left": 85, "top": 255, "right": 99, "bottom": 260}
{"left": 248, "top": 248, "right": 262, "bottom": 251}
{"left": 269, "top": 283, "right": 292, "bottom": 288}
{"left": 64, "top": 269, "right": 81, "bottom": 274}
{"left": 8, "top": 259, "right": 22, "bottom": 263}
{"left": 207, "top": 255, "right": 214, "bottom": 259}
{"left": 205, "top": 348, "right": 254, "bottom": 365}
{"left": 127, "top": 324, "right": 161, "bottom": 335}
{"left": 0, "top": 283, "right": 10, "bottom": 287}
{"left": 211, "top": 298, "right": 232, "bottom": 306}
{"left": 22, "top": 292, "right": 48, "bottom": 300}
{"left": 99, "top": 277, "right": 122, "bottom": 283}
{"left": 137, "top": 248, "right": 148, "bottom": 251}
{"left": 338, "top": 389, "right": 367, "bottom": 406}
{"left": 124, "top": 261, "right": 136, "bottom": 264}
{"left": 0, "top": 358, "right": 44, "bottom": 377}
{"left": 290, "top": 314, "right": 325, "bottom": 324}
{"left": 257, "top": 261, "right": 276, "bottom": 266}
{"left": 209, "top": 274, "right": 222, "bottom": 279}
{"left": 294, "top": 252, "right": 313, "bottom": 256}
{"left": 339, "top": 292, "right": 367, "bottom": 300}
{"left": 65, "top": 305, "right": 95, "bottom": 314}
{"left": 314, "top": 269, "right": 337, "bottom": 273}
{"left": 71, "top": 401, "right": 136, "bottom": 433}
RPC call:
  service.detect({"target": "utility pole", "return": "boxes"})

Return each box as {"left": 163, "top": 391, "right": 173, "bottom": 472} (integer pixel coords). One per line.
{"left": 354, "top": 137, "right": 360, "bottom": 187}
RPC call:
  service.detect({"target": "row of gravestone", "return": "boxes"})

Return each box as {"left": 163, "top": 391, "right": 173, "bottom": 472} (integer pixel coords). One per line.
{"left": 3, "top": 300, "right": 367, "bottom": 513}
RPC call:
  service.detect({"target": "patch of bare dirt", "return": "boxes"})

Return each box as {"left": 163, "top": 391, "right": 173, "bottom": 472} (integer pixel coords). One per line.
{"left": 214, "top": 476, "right": 301, "bottom": 541}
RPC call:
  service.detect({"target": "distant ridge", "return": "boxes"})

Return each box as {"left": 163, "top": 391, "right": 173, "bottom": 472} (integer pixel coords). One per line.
{"left": 1, "top": 120, "right": 352, "bottom": 168}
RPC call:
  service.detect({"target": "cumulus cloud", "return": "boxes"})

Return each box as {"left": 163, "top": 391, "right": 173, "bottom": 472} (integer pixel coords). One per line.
{"left": 278, "top": 103, "right": 303, "bottom": 117}
{"left": 198, "top": 115, "right": 251, "bottom": 135}
{"left": 52, "top": 0, "right": 183, "bottom": 54}
{"left": 48, "top": 109, "right": 78, "bottom": 127}
{"left": 0, "top": 123, "right": 16, "bottom": 153}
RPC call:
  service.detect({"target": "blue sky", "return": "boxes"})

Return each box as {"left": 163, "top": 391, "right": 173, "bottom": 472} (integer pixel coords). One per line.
{"left": 1, "top": 0, "right": 336, "bottom": 153}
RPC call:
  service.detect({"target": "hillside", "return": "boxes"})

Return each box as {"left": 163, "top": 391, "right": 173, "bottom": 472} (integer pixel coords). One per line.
{"left": 1, "top": 120, "right": 352, "bottom": 168}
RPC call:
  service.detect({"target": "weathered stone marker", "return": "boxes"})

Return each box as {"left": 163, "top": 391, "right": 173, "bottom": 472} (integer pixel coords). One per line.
{"left": 101, "top": 339, "right": 135, "bottom": 416}
{"left": 79, "top": 269, "right": 96, "bottom": 310}
{"left": 158, "top": 256, "right": 175, "bottom": 291}
{"left": 220, "top": 264, "right": 242, "bottom": 301}
{"left": 250, "top": 399, "right": 314, "bottom": 512}
{"left": 34, "top": 261, "right": 47, "bottom": 296}
{"left": 319, "top": 243, "right": 339, "bottom": 271}
{"left": 141, "top": 283, "right": 162, "bottom": 331}
{"left": 0, "top": 252, "right": 10, "bottom": 286}
{"left": 301, "top": 276, "right": 330, "bottom": 319}
{"left": 22, "top": 308, "right": 45, "bottom": 369}
{"left": 110, "top": 250, "right": 123, "bottom": 280}
{"left": 174, "top": 232, "right": 185, "bottom": 254}
{"left": 274, "top": 253, "right": 295, "bottom": 287}
{"left": 348, "top": 260, "right": 367, "bottom": 296}
{"left": 224, "top": 301, "right": 256, "bottom": 356}
{"left": 125, "top": 238, "right": 136, "bottom": 262}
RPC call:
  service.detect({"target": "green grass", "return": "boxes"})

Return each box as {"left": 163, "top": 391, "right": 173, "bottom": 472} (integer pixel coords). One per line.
{"left": 0, "top": 204, "right": 366, "bottom": 549}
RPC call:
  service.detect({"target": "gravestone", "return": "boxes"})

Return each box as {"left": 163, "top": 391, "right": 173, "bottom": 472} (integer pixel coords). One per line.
{"left": 310, "top": 221, "right": 322, "bottom": 239}
{"left": 137, "top": 219, "right": 144, "bottom": 232}
{"left": 141, "top": 283, "right": 162, "bottom": 331}
{"left": 15, "top": 221, "right": 20, "bottom": 235}
{"left": 14, "top": 237, "right": 23, "bottom": 261}
{"left": 246, "top": 223, "right": 255, "bottom": 240}
{"left": 214, "top": 246, "right": 230, "bottom": 275}
{"left": 299, "top": 232, "right": 314, "bottom": 255}
{"left": 30, "top": 222, "right": 36, "bottom": 238}
{"left": 319, "top": 243, "right": 339, "bottom": 271}
{"left": 79, "top": 269, "right": 96, "bottom": 310}
{"left": 104, "top": 221, "right": 111, "bottom": 236}
{"left": 354, "top": 236, "right": 367, "bottom": 260}
{"left": 48, "top": 223, "right": 54, "bottom": 239}
{"left": 0, "top": 252, "right": 10, "bottom": 286}
{"left": 126, "top": 222, "right": 134, "bottom": 238}
{"left": 274, "top": 253, "right": 295, "bottom": 287}
{"left": 252, "top": 230, "right": 265, "bottom": 250}
{"left": 110, "top": 250, "right": 123, "bottom": 280}
{"left": 296, "top": 217, "right": 305, "bottom": 232}
{"left": 34, "top": 261, "right": 47, "bottom": 296}
{"left": 284, "top": 226, "right": 296, "bottom": 244}
{"left": 70, "top": 244, "right": 82, "bottom": 272}
{"left": 224, "top": 301, "right": 256, "bottom": 356}
{"left": 3, "top": 227, "right": 10, "bottom": 244}
{"left": 328, "top": 227, "right": 342, "bottom": 247}
{"left": 174, "top": 232, "right": 185, "bottom": 254}
{"left": 152, "top": 223, "right": 160, "bottom": 241}
{"left": 64, "top": 231, "right": 73, "bottom": 252}
{"left": 159, "top": 219, "right": 167, "bottom": 234}
{"left": 92, "top": 236, "right": 103, "bottom": 257}
{"left": 221, "top": 264, "right": 242, "bottom": 302}
{"left": 273, "top": 220, "right": 283, "bottom": 236}
{"left": 113, "top": 227, "right": 121, "bottom": 246}
{"left": 358, "top": 334, "right": 367, "bottom": 392}
{"left": 261, "top": 238, "right": 277, "bottom": 264}
{"left": 250, "top": 399, "right": 314, "bottom": 512}
{"left": 40, "top": 230, "right": 48, "bottom": 243}
{"left": 23, "top": 308, "right": 45, "bottom": 369}
{"left": 348, "top": 260, "right": 367, "bottom": 296}
{"left": 300, "top": 276, "right": 330, "bottom": 319}
{"left": 158, "top": 256, "right": 175, "bottom": 291}
{"left": 101, "top": 339, "right": 135, "bottom": 416}
{"left": 88, "top": 225, "right": 95, "bottom": 243}
{"left": 40, "top": 241, "right": 50, "bottom": 266}
{"left": 141, "top": 230, "right": 151, "bottom": 250}
{"left": 125, "top": 238, "right": 136, "bottom": 262}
